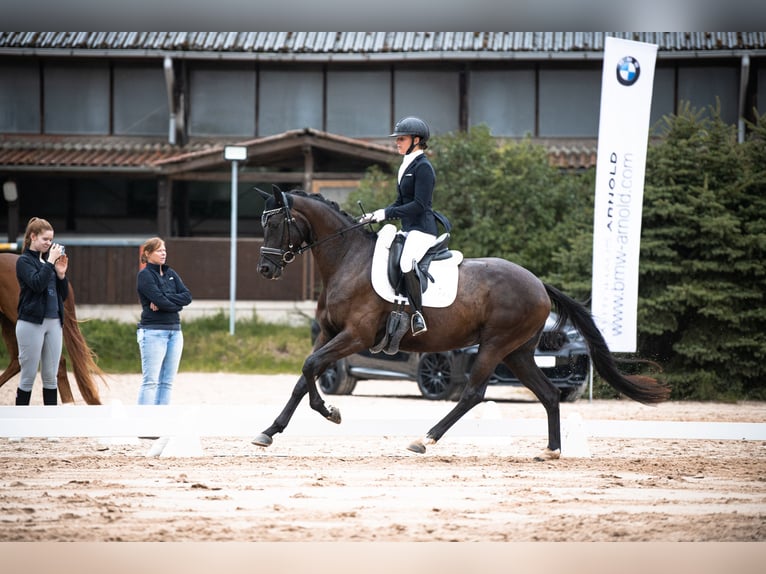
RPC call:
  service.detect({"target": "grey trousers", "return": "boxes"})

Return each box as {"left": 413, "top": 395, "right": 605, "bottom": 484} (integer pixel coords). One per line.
{"left": 16, "top": 318, "right": 63, "bottom": 392}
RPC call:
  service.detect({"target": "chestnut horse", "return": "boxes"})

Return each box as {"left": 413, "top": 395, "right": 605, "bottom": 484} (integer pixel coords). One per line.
{"left": 254, "top": 188, "right": 669, "bottom": 459}
{"left": 0, "top": 253, "right": 103, "bottom": 404}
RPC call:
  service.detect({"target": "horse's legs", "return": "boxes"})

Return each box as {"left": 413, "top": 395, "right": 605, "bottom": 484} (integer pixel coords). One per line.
{"left": 56, "top": 356, "right": 75, "bottom": 404}
{"left": 0, "top": 315, "right": 20, "bottom": 389}
{"left": 253, "top": 328, "right": 362, "bottom": 448}
{"left": 504, "top": 349, "right": 561, "bottom": 459}
{"left": 407, "top": 353, "right": 497, "bottom": 454}
{"left": 252, "top": 375, "right": 310, "bottom": 446}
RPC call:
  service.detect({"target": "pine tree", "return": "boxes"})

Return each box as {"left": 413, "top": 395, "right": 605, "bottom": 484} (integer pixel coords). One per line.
{"left": 641, "top": 104, "right": 766, "bottom": 399}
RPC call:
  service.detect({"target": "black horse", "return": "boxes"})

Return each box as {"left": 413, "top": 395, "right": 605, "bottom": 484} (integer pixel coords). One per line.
{"left": 254, "top": 187, "right": 669, "bottom": 459}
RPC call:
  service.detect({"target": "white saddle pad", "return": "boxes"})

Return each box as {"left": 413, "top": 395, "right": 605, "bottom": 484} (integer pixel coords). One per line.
{"left": 370, "top": 224, "right": 463, "bottom": 308}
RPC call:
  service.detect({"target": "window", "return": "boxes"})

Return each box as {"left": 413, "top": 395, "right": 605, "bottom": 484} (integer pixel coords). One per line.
{"left": 189, "top": 67, "right": 256, "bottom": 136}
{"left": 114, "top": 65, "right": 168, "bottom": 136}
{"left": 469, "top": 69, "right": 535, "bottom": 136}
{"left": 259, "top": 68, "right": 323, "bottom": 135}
{"left": 649, "top": 67, "right": 676, "bottom": 133}
{"left": 538, "top": 68, "right": 601, "bottom": 137}
{"left": 44, "top": 61, "right": 110, "bottom": 134}
{"left": 0, "top": 62, "right": 40, "bottom": 133}
{"left": 327, "top": 70, "right": 391, "bottom": 137}
{"left": 678, "top": 65, "right": 738, "bottom": 125}
{"left": 394, "top": 69, "right": 460, "bottom": 135}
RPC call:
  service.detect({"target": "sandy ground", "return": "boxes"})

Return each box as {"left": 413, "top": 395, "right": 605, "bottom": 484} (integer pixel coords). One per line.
{"left": 0, "top": 372, "right": 764, "bottom": 545}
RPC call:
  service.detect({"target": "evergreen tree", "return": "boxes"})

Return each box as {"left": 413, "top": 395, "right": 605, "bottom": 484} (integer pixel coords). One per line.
{"left": 641, "top": 104, "right": 766, "bottom": 399}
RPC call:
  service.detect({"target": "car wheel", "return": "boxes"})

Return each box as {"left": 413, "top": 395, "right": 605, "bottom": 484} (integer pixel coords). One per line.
{"left": 318, "top": 358, "right": 357, "bottom": 395}
{"left": 417, "top": 352, "right": 463, "bottom": 401}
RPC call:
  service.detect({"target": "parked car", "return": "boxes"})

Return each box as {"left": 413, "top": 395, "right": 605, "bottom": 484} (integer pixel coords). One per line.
{"left": 311, "top": 312, "right": 590, "bottom": 402}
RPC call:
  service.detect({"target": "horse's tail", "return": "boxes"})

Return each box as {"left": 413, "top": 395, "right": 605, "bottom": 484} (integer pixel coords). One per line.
{"left": 63, "top": 286, "right": 106, "bottom": 405}
{"left": 544, "top": 283, "right": 670, "bottom": 405}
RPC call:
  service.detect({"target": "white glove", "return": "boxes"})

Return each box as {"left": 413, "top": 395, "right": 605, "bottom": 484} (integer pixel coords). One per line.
{"left": 360, "top": 209, "right": 387, "bottom": 223}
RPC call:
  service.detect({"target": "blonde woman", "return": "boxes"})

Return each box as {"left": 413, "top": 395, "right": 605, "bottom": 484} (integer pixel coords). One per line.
{"left": 136, "top": 237, "right": 192, "bottom": 405}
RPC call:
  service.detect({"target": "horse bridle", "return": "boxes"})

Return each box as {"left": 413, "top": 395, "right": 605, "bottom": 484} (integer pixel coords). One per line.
{"left": 259, "top": 197, "right": 303, "bottom": 269}
{"left": 259, "top": 192, "right": 369, "bottom": 271}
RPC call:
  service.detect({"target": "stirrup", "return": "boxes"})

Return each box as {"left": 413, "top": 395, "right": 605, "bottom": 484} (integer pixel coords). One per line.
{"left": 411, "top": 311, "right": 427, "bottom": 336}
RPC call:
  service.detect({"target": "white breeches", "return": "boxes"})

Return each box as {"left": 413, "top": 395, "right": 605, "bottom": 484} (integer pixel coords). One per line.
{"left": 399, "top": 230, "right": 437, "bottom": 273}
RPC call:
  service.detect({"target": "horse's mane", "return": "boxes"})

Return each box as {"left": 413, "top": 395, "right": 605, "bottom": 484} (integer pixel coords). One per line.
{"left": 287, "top": 189, "right": 377, "bottom": 237}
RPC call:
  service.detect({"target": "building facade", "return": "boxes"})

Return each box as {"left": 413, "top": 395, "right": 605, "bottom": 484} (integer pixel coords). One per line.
{"left": 1, "top": 32, "right": 764, "bottom": 303}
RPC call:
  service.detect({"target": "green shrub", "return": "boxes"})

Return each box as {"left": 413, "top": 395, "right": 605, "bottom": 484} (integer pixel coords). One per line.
{"left": 0, "top": 313, "right": 314, "bottom": 375}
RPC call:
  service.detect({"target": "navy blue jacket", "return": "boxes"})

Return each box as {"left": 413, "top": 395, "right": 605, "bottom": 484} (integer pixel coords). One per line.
{"left": 136, "top": 263, "right": 192, "bottom": 330}
{"left": 16, "top": 249, "right": 69, "bottom": 325}
{"left": 383, "top": 154, "right": 439, "bottom": 235}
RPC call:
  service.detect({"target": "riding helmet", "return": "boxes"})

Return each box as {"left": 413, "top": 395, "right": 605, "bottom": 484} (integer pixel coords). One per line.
{"left": 390, "top": 116, "right": 430, "bottom": 143}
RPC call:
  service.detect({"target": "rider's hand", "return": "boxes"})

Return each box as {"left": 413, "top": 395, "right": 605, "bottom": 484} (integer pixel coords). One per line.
{"left": 372, "top": 209, "right": 387, "bottom": 222}
{"left": 360, "top": 209, "right": 387, "bottom": 224}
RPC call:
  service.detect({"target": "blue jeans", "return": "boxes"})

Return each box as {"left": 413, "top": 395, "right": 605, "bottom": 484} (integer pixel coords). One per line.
{"left": 137, "top": 328, "right": 184, "bottom": 405}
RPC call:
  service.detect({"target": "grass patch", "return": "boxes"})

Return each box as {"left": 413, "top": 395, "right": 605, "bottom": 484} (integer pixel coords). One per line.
{"left": 0, "top": 312, "right": 313, "bottom": 375}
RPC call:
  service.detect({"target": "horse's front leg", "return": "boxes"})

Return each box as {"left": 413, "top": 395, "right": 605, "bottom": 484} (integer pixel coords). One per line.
{"left": 250, "top": 376, "right": 339, "bottom": 448}
{"left": 303, "top": 352, "right": 341, "bottom": 424}
{"left": 252, "top": 375, "right": 310, "bottom": 447}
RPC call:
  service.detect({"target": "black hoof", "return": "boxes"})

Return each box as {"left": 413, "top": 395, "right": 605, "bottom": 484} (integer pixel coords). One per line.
{"left": 251, "top": 433, "right": 273, "bottom": 447}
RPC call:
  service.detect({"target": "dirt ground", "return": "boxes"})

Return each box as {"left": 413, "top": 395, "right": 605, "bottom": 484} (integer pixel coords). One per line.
{"left": 0, "top": 372, "right": 764, "bottom": 545}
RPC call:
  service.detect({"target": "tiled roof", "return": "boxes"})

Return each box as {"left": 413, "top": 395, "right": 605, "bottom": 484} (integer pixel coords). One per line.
{"left": 0, "top": 135, "right": 214, "bottom": 172}
{"left": 0, "top": 133, "right": 596, "bottom": 172}
{"left": 1, "top": 32, "right": 764, "bottom": 58}
{"left": 0, "top": 130, "right": 398, "bottom": 173}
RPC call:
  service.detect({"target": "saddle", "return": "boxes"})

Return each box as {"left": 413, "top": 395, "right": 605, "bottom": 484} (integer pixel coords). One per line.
{"left": 368, "top": 225, "right": 463, "bottom": 355}
{"left": 387, "top": 232, "right": 452, "bottom": 295}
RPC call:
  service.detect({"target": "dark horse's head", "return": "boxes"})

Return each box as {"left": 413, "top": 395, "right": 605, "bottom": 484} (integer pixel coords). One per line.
{"left": 257, "top": 185, "right": 306, "bottom": 280}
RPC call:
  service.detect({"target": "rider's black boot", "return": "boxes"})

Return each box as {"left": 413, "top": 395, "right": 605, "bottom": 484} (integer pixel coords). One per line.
{"left": 403, "top": 270, "right": 427, "bottom": 336}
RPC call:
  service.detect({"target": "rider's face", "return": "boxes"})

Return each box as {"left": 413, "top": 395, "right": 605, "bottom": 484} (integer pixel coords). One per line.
{"left": 395, "top": 135, "right": 418, "bottom": 155}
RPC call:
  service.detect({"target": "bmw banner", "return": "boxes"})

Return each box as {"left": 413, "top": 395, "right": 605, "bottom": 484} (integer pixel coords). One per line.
{"left": 591, "top": 36, "right": 658, "bottom": 353}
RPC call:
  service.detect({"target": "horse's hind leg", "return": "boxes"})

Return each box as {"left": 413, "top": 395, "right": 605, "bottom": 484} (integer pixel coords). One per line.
{"left": 252, "top": 375, "right": 309, "bottom": 447}
{"left": 407, "top": 354, "right": 497, "bottom": 454}
{"left": 504, "top": 348, "right": 561, "bottom": 460}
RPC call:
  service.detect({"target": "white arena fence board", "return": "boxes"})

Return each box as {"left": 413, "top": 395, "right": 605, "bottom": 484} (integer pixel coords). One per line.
{"left": 1, "top": 405, "right": 764, "bottom": 441}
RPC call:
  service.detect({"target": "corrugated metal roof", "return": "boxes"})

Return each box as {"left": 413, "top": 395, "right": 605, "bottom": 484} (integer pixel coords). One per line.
{"left": 1, "top": 32, "right": 764, "bottom": 57}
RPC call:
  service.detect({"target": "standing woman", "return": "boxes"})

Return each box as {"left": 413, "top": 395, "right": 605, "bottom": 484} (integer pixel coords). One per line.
{"left": 359, "top": 116, "right": 449, "bottom": 336}
{"left": 136, "top": 237, "right": 192, "bottom": 405}
{"left": 15, "top": 217, "right": 68, "bottom": 406}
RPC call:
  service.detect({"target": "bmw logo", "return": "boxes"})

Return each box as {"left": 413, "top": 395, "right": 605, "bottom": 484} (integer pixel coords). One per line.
{"left": 616, "top": 56, "right": 641, "bottom": 86}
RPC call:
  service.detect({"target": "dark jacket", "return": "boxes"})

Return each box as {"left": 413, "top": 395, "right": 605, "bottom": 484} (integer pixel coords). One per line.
{"left": 136, "top": 263, "right": 192, "bottom": 330}
{"left": 383, "top": 153, "right": 439, "bottom": 235}
{"left": 16, "top": 248, "right": 69, "bottom": 326}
